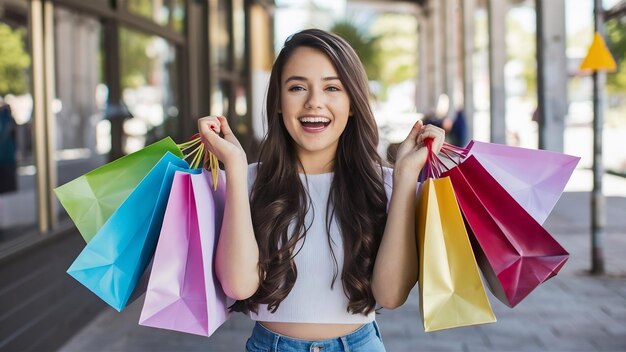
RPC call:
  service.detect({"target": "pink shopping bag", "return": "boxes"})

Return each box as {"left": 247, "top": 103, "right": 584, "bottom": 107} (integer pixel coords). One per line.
{"left": 139, "top": 169, "right": 229, "bottom": 336}
{"left": 443, "top": 141, "right": 579, "bottom": 224}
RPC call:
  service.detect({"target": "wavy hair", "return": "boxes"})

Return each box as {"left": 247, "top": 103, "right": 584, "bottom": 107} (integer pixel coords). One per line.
{"left": 230, "top": 29, "right": 388, "bottom": 316}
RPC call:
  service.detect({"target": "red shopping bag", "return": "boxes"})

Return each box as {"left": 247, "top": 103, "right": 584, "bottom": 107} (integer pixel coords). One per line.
{"left": 442, "top": 155, "right": 569, "bottom": 308}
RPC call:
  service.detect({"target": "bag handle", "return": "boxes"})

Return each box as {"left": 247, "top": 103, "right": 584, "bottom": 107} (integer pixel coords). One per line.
{"left": 441, "top": 142, "right": 469, "bottom": 159}
{"left": 176, "top": 134, "right": 219, "bottom": 190}
{"left": 419, "top": 139, "right": 473, "bottom": 181}
{"left": 419, "top": 138, "right": 448, "bottom": 181}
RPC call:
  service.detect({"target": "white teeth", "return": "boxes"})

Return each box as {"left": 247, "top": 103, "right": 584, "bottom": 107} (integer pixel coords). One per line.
{"left": 299, "top": 117, "right": 330, "bottom": 123}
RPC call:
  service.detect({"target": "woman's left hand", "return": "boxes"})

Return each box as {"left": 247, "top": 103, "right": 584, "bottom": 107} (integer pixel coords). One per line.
{"left": 393, "top": 120, "right": 445, "bottom": 180}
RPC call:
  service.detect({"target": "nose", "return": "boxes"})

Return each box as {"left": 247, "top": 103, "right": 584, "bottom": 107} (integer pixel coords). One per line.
{"left": 304, "top": 89, "right": 323, "bottom": 110}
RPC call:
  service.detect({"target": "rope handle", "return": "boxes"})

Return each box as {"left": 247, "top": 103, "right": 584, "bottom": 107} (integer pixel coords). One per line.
{"left": 420, "top": 141, "right": 475, "bottom": 180}
{"left": 441, "top": 142, "right": 468, "bottom": 159}
{"left": 421, "top": 139, "right": 457, "bottom": 180}
{"left": 176, "top": 134, "right": 219, "bottom": 190}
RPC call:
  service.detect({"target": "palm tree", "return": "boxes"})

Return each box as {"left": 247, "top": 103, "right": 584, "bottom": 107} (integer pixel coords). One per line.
{"left": 330, "top": 20, "right": 381, "bottom": 82}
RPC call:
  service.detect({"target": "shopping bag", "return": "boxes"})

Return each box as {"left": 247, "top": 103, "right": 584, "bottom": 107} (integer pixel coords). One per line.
{"left": 139, "top": 169, "right": 229, "bottom": 337}
{"left": 66, "top": 152, "right": 188, "bottom": 311}
{"left": 442, "top": 155, "right": 569, "bottom": 308}
{"left": 54, "top": 137, "right": 184, "bottom": 242}
{"left": 416, "top": 177, "right": 496, "bottom": 332}
{"left": 443, "top": 140, "right": 580, "bottom": 224}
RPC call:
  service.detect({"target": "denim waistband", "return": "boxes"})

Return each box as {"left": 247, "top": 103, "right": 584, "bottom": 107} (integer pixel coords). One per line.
{"left": 249, "top": 321, "right": 383, "bottom": 352}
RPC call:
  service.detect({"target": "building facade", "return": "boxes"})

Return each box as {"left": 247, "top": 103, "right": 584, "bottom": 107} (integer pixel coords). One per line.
{"left": 0, "top": 0, "right": 272, "bottom": 350}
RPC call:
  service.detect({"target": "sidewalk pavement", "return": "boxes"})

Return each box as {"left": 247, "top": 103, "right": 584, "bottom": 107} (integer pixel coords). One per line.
{"left": 59, "top": 170, "right": 626, "bottom": 352}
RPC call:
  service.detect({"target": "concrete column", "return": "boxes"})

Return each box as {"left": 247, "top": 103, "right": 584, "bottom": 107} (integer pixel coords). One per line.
{"left": 462, "top": 0, "right": 476, "bottom": 140}
{"left": 488, "top": 0, "right": 507, "bottom": 144}
{"left": 430, "top": 0, "right": 443, "bottom": 110}
{"left": 423, "top": 6, "right": 434, "bottom": 110}
{"left": 31, "top": 0, "right": 56, "bottom": 231}
{"left": 184, "top": 0, "right": 209, "bottom": 136}
{"left": 417, "top": 9, "right": 429, "bottom": 111}
{"left": 250, "top": 2, "right": 273, "bottom": 141}
{"left": 536, "top": 0, "right": 567, "bottom": 152}
{"left": 444, "top": 0, "right": 458, "bottom": 119}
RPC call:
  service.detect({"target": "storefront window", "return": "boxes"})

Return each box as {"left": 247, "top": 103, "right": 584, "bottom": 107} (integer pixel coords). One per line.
{"left": 126, "top": 0, "right": 186, "bottom": 33}
{"left": 92, "top": 0, "right": 113, "bottom": 9}
{"left": 234, "top": 82, "right": 250, "bottom": 144}
{"left": 233, "top": 0, "right": 245, "bottom": 72}
{"left": 236, "top": 83, "right": 247, "bottom": 118}
{"left": 0, "top": 0, "right": 36, "bottom": 241}
{"left": 211, "top": 80, "right": 230, "bottom": 117}
{"left": 171, "top": 0, "right": 185, "bottom": 33}
{"left": 119, "top": 27, "right": 180, "bottom": 153}
{"left": 53, "top": 7, "right": 107, "bottom": 192}
{"left": 214, "top": 0, "right": 231, "bottom": 70}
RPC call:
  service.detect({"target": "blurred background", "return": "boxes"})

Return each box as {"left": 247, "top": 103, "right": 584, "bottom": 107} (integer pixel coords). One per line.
{"left": 1, "top": 0, "right": 625, "bottom": 351}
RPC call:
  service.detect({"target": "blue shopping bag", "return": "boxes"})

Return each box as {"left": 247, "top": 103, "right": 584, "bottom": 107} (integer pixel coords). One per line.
{"left": 67, "top": 152, "right": 195, "bottom": 311}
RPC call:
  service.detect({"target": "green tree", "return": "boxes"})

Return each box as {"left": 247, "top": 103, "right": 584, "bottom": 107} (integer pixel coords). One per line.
{"left": 506, "top": 13, "right": 537, "bottom": 99}
{"left": 0, "top": 23, "right": 30, "bottom": 96}
{"left": 330, "top": 20, "right": 381, "bottom": 81}
{"left": 371, "top": 14, "right": 418, "bottom": 86}
{"left": 127, "top": 0, "right": 153, "bottom": 19}
{"left": 606, "top": 18, "right": 626, "bottom": 92}
{"left": 119, "top": 28, "right": 153, "bottom": 89}
{"left": 331, "top": 14, "right": 418, "bottom": 100}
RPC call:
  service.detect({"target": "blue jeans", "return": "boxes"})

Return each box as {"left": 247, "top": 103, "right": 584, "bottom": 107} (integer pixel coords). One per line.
{"left": 245, "top": 321, "right": 386, "bottom": 352}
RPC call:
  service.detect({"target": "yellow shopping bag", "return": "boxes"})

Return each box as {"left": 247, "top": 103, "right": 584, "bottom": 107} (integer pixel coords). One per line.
{"left": 416, "top": 177, "right": 496, "bottom": 332}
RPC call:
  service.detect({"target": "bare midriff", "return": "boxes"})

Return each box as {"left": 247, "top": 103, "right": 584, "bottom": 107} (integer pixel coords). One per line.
{"left": 260, "top": 322, "right": 364, "bottom": 340}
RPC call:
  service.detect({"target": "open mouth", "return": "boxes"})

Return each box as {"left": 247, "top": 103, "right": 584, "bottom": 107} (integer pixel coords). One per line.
{"left": 299, "top": 116, "right": 331, "bottom": 132}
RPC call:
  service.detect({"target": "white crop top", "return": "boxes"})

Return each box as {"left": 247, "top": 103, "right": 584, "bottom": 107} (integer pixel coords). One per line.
{"left": 245, "top": 163, "right": 393, "bottom": 324}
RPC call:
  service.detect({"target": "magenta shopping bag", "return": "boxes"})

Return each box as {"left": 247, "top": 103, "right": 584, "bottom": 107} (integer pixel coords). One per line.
{"left": 443, "top": 141, "right": 580, "bottom": 224}
{"left": 442, "top": 155, "right": 569, "bottom": 308}
{"left": 139, "top": 169, "right": 229, "bottom": 336}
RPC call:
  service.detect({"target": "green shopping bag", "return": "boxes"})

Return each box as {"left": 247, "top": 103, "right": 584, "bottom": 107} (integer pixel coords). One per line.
{"left": 54, "top": 138, "right": 184, "bottom": 242}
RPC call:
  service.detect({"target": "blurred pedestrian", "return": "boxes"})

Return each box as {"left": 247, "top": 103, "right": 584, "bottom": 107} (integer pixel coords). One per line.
{"left": 447, "top": 109, "right": 468, "bottom": 147}
{"left": 421, "top": 110, "right": 444, "bottom": 129}
{"left": 0, "top": 103, "right": 18, "bottom": 194}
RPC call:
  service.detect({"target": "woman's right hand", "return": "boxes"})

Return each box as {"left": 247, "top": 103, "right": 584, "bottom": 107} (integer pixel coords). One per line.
{"left": 393, "top": 120, "right": 445, "bottom": 181}
{"left": 197, "top": 115, "right": 247, "bottom": 168}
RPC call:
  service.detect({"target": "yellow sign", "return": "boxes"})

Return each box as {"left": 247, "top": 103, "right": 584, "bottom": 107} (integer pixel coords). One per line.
{"left": 580, "top": 32, "right": 617, "bottom": 72}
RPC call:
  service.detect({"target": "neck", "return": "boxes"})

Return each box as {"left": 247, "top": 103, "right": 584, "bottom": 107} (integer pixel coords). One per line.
{"left": 297, "top": 150, "right": 336, "bottom": 174}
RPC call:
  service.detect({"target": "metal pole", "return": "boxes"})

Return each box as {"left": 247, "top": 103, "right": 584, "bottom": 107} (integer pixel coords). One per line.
{"left": 591, "top": 0, "right": 606, "bottom": 275}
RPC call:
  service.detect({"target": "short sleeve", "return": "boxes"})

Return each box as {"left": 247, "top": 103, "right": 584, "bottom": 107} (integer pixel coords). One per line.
{"left": 381, "top": 166, "right": 422, "bottom": 212}
{"left": 247, "top": 162, "right": 259, "bottom": 196}
{"left": 382, "top": 166, "right": 393, "bottom": 211}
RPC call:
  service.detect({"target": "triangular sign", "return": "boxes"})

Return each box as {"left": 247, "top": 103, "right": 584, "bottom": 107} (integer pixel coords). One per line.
{"left": 580, "top": 32, "right": 617, "bottom": 72}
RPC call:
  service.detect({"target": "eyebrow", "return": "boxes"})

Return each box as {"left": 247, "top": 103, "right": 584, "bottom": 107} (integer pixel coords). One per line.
{"left": 284, "top": 76, "right": 341, "bottom": 84}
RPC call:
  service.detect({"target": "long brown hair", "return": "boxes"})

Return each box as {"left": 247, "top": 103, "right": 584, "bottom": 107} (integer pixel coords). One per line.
{"left": 230, "top": 29, "right": 387, "bottom": 316}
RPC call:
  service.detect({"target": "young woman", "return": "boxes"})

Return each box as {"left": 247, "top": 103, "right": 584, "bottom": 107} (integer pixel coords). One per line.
{"left": 198, "top": 28, "right": 444, "bottom": 351}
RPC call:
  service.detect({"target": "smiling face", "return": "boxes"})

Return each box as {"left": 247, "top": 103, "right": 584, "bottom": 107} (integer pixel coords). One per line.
{"left": 280, "top": 46, "right": 351, "bottom": 173}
